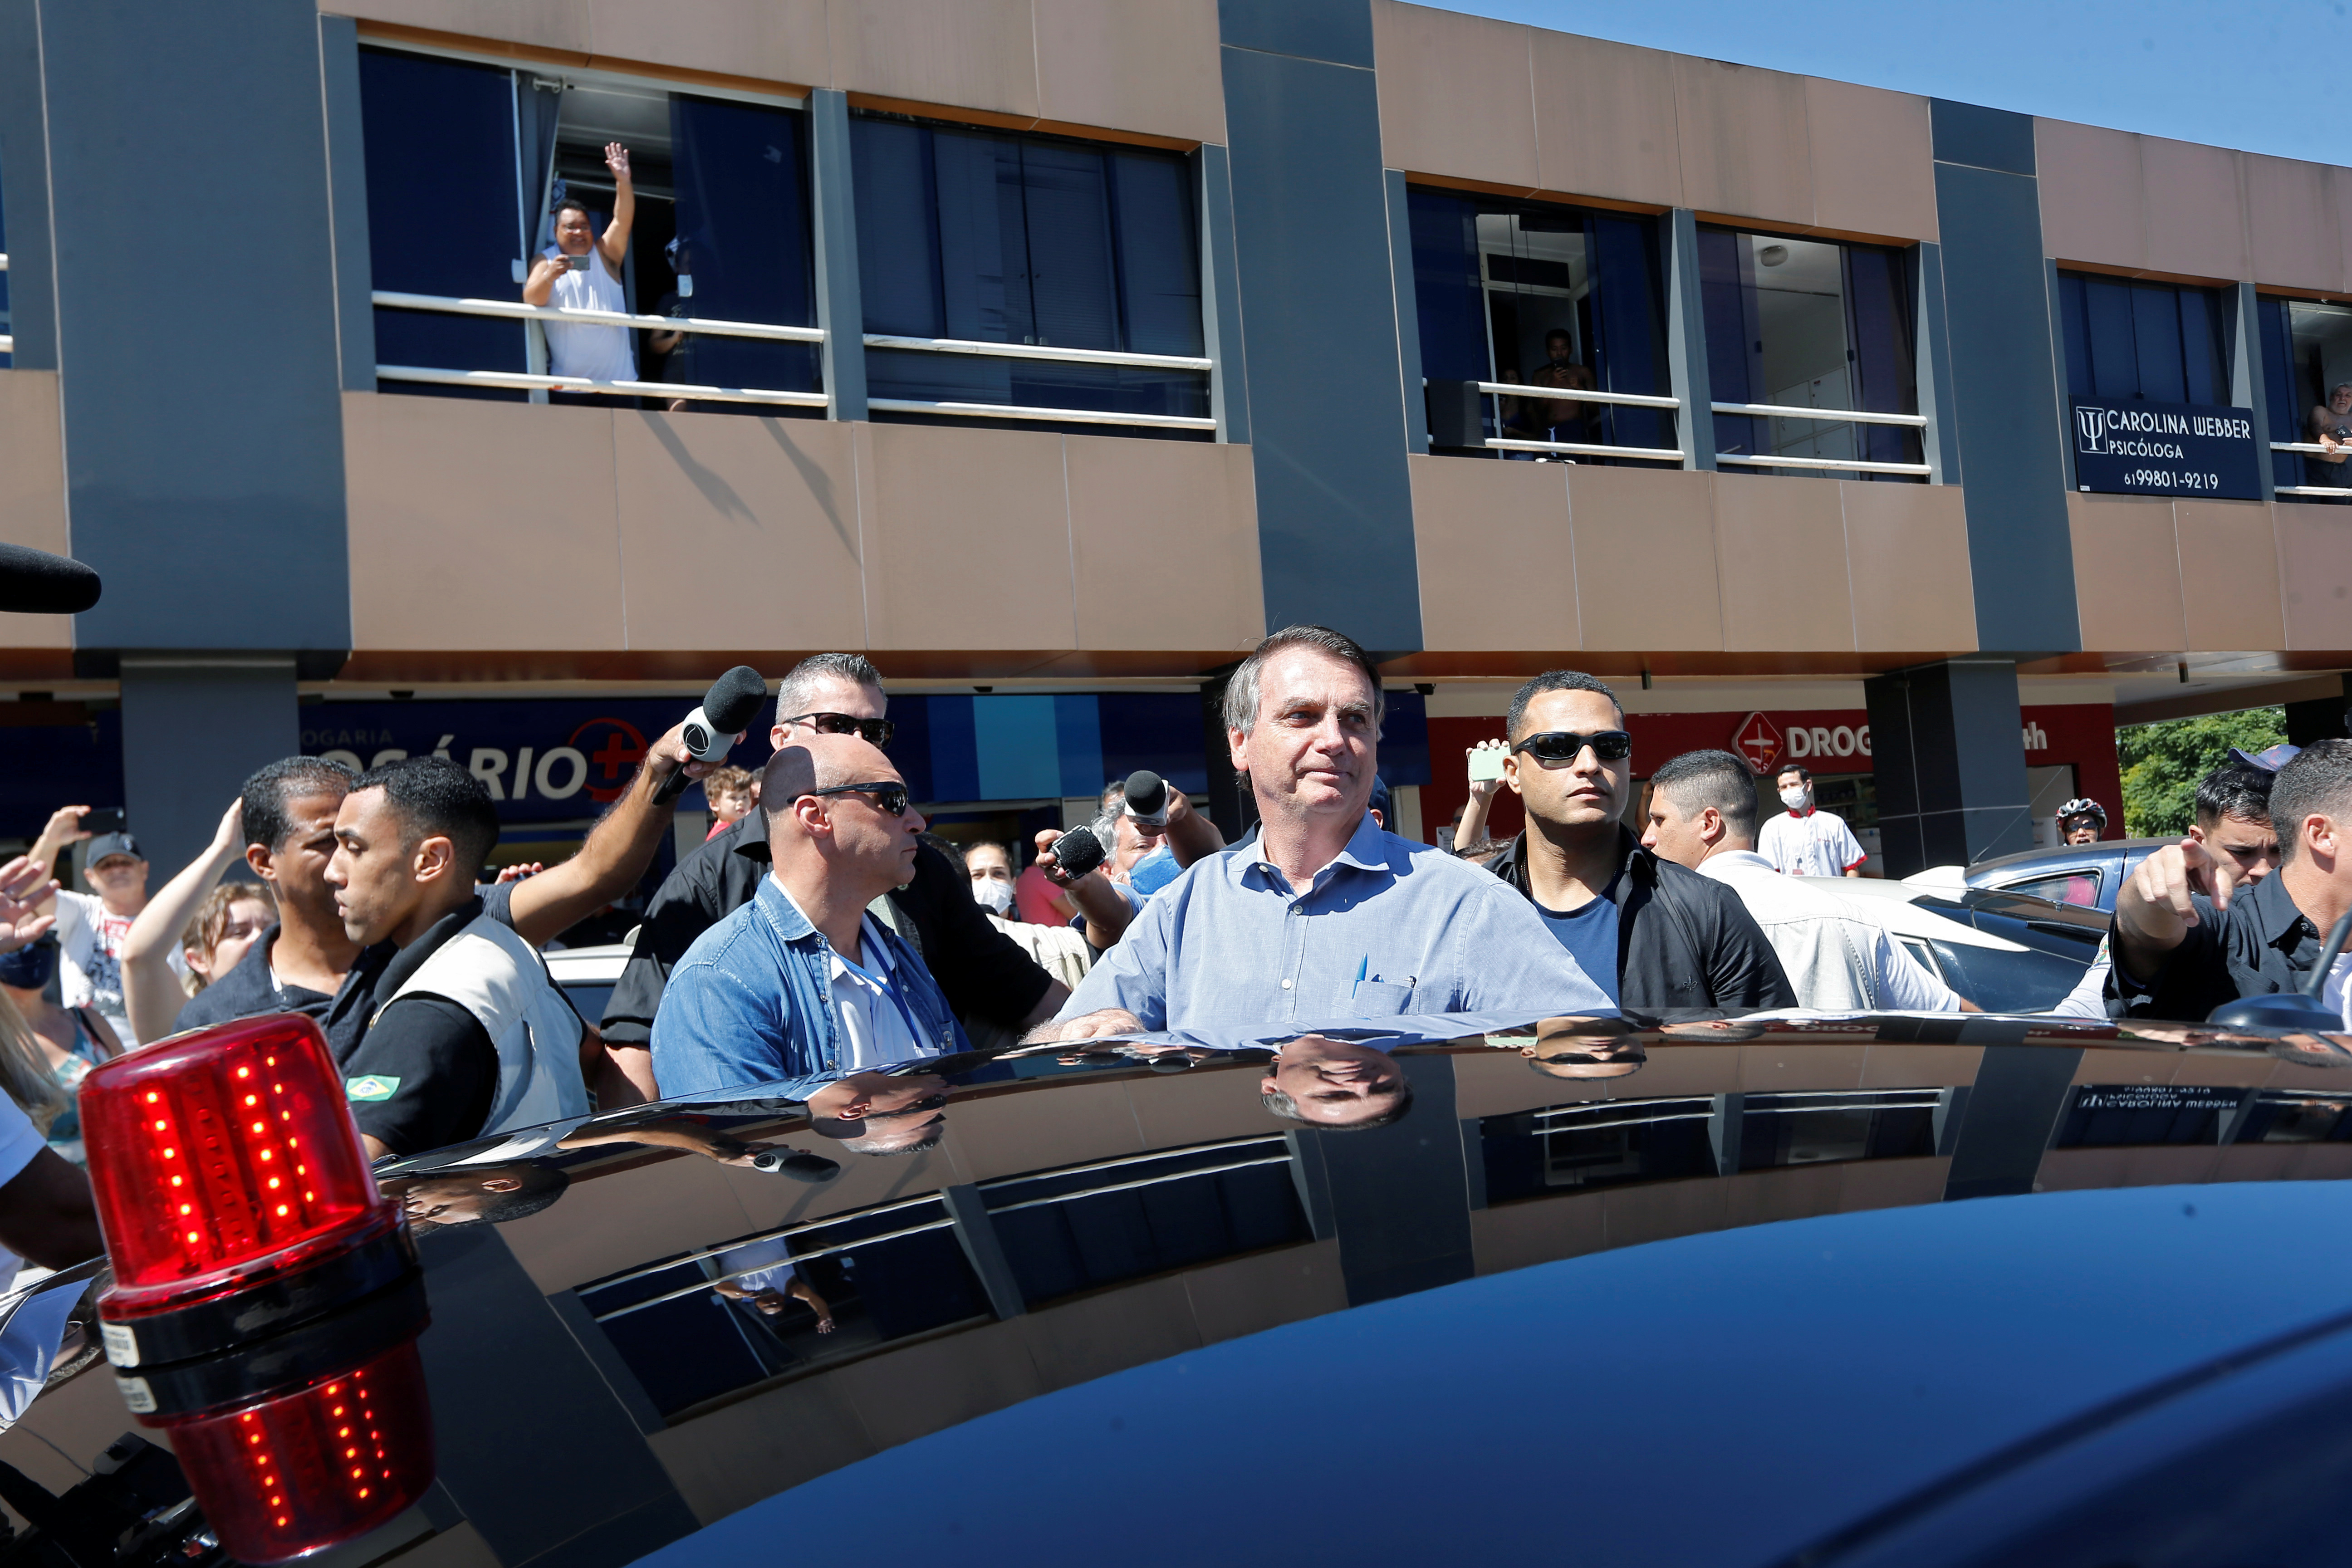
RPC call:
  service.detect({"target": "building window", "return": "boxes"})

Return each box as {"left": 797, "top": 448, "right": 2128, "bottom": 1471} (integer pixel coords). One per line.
{"left": 2056, "top": 273, "right": 2230, "bottom": 407}
{"left": 2257, "top": 296, "right": 2352, "bottom": 499}
{"left": 1408, "top": 189, "right": 1675, "bottom": 464}
{"left": 852, "top": 115, "right": 1207, "bottom": 435}
{"left": 358, "top": 47, "right": 818, "bottom": 411}
{"left": 1700, "top": 231, "right": 1923, "bottom": 481}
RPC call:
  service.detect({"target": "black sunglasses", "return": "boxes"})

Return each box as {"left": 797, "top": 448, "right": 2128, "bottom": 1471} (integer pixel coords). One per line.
{"left": 779, "top": 711, "right": 897, "bottom": 747}
{"left": 803, "top": 781, "right": 911, "bottom": 817}
{"left": 1513, "top": 729, "right": 1632, "bottom": 764}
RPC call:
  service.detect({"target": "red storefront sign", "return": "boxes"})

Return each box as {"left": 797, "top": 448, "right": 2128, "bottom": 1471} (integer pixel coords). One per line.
{"left": 1730, "top": 711, "right": 1782, "bottom": 774}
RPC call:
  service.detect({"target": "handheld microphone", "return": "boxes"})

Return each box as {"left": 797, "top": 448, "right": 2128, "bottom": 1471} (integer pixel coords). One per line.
{"left": 1122, "top": 769, "right": 1168, "bottom": 828}
{"left": 654, "top": 665, "right": 769, "bottom": 804}
{"left": 0, "top": 543, "right": 101, "bottom": 615}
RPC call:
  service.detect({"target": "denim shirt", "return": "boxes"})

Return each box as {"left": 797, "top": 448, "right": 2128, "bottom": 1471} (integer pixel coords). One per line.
{"left": 652, "top": 876, "right": 969, "bottom": 1098}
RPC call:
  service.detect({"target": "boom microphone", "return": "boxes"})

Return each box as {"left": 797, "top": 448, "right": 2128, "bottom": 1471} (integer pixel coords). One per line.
{"left": 654, "top": 665, "right": 769, "bottom": 804}
{"left": 1122, "top": 769, "right": 1168, "bottom": 828}
{"left": 0, "top": 543, "right": 101, "bottom": 615}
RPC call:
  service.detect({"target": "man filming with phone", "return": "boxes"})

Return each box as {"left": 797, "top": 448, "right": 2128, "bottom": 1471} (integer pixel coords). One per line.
{"left": 523, "top": 142, "right": 637, "bottom": 394}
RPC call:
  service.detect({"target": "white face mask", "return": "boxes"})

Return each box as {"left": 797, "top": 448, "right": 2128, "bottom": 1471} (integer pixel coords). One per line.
{"left": 1779, "top": 786, "right": 1809, "bottom": 811}
{"left": 973, "top": 879, "right": 1015, "bottom": 915}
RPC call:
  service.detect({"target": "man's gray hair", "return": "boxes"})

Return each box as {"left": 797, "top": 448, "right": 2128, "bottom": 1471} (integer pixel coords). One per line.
{"left": 1261, "top": 1076, "right": 1415, "bottom": 1131}
{"left": 1221, "top": 626, "right": 1385, "bottom": 737}
{"left": 2269, "top": 739, "right": 2352, "bottom": 864}
{"left": 1507, "top": 670, "right": 1622, "bottom": 742}
{"left": 776, "top": 653, "right": 884, "bottom": 726}
{"left": 1649, "top": 749, "right": 1760, "bottom": 843}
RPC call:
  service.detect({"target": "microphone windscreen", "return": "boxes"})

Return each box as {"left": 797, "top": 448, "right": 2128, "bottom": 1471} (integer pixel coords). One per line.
{"left": 0, "top": 544, "right": 100, "bottom": 615}
{"left": 1123, "top": 769, "right": 1166, "bottom": 817}
{"left": 701, "top": 665, "right": 770, "bottom": 733}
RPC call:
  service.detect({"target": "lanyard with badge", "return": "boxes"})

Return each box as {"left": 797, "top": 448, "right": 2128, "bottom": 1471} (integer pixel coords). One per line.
{"left": 833, "top": 924, "right": 934, "bottom": 1053}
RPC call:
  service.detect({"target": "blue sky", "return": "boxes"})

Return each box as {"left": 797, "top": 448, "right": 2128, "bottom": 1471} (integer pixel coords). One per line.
{"left": 1446, "top": 0, "right": 2343, "bottom": 162}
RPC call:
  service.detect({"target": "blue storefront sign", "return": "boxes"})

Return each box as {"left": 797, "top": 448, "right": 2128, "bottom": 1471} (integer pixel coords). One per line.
{"left": 2071, "top": 398, "right": 2261, "bottom": 500}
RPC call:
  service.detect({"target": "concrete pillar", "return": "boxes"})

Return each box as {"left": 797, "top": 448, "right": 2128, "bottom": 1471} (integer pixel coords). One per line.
{"left": 808, "top": 88, "right": 867, "bottom": 422}
{"left": 1863, "top": 657, "right": 2035, "bottom": 877}
{"left": 118, "top": 661, "right": 299, "bottom": 879}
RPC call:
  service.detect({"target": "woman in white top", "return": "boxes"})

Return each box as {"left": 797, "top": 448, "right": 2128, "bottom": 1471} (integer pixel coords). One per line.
{"left": 523, "top": 141, "right": 637, "bottom": 388}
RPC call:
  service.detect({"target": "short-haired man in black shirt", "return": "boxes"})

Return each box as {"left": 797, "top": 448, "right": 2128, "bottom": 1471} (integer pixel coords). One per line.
{"left": 2116, "top": 740, "right": 2352, "bottom": 1019}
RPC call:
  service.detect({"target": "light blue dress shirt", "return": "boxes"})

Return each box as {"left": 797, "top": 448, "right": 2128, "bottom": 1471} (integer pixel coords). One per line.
{"left": 1054, "top": 810, "right": 1614, "bottom": 1030}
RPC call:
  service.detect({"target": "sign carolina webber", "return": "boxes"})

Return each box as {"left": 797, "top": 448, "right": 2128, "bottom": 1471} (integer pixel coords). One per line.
{"left": 2071, "top": 397, "right": 2261, "bottom": 500}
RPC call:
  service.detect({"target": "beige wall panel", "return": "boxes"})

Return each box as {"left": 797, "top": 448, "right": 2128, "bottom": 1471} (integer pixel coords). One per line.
{"left": 2066, "top": 493, "right": 2184, "bottom": 654}
{"left": 2245, "top": 154, "right": 2342, "bottom": 293}
{"left": 1471, "top": 1193, "right": 1605, "bottom": 1275}
{"left": 612, "top": 413, "right": 866, "bottom": 652}
{"left": 857, "top": 422, "right": 1075, "bottom": 650}
{"left": 333, "top": 0, "right": 592, "bottom": 52}
{"left": 1034, "top": 0, "right": 1223, "bottom": 145}
{"left": 1568, "top": 466, "right": 1722, "bottom": 650}
{"left": 827, "top": 0, "right": 1039, "bottom": 118}
{"left": 1713, "top": 475, "right": 1853, "bottom": 652}
{"left": 1602, "top": 1176, "right": 1728, "bottom": 1250}
{"left": 586, "top": 0, "right": 830, "bottom": 83}
{"left": 1127, "top": 1063, "right": 1282, "bottom": 1149}
{"left": 2273, "top": 500, "right": 2352, "bottom": 651}
{"left": 1859, "top": 1043, "right": 1982, "bottom": 1088}
{"left": 1408, "top": 454, "right": 1575, "bottom": 650}
{"left": 2174, "top": 500, "right": 2284, "bottom": 651}
{"left": 652, "top": 1375, "right": 877, "bottom": 1524}
{"left": 345, "top": 394, "right": 626, "bottom": 650}
{"left": 1372, "top": 2, "right": 1536, "bottom": 190}
{"left": 1672, "top": 57, "right": 1812, "bottom": 227}
{"left": 1068, "top": 437, "right": 1263, "bottom": 653}
{"left": 945, "top": 1078, "right": 1142, "bottom": 1182}
{"left": 1529, "top": 32, "right": 1681, "bottom": 208}
{"left": 2036, "top": 119, "right": 2145, "bottom": 272}
{"left": 0, "top": 372, "right": 69, "bottom": 652}
{"left": 1841, "top": 481, "right": 1976, "bottom": 652}
{"left": 2336, "top": 167, "right": 2352, "bottom": 294}
{"left": 1018, "top": 1275, "right": 1203, "bottom": 1392}
{"left": 1181, "top": 1241, "right": 1348, "bottom": 1343}
{"left": 2140, "top": 137, "right": 2248, "bottom": 282}
{"left": 828, "top": 1318, "right": 1047, "bottom": 1449}
{"left": 1804, "top": 78, "right": 1936, "bottom": 242}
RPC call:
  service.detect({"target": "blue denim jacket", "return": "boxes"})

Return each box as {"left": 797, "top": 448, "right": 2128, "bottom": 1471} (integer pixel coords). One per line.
{"left": 651, "top": 876, "right": 968, "bottom": 1098}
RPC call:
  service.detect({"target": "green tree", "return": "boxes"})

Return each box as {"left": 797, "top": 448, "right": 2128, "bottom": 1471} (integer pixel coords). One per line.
{"left": 2116, "top": 707, "right": 2285, "bottom": 837}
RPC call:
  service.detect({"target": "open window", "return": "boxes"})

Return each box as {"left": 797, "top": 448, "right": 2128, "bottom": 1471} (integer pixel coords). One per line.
{"left": 852, "top": 115, "right": 1210, "bottom": 436}
{"left": 358, "top": 46, "right": 819, "bottom": 412}
{"left": 2257, "top": 295, "right": 2352, "bottom": 500}
{"left": 1410, "top": 189, "right": 1677, "bottom": 464}
{"left": 1700, "top": 231, "right": 1925, "bottom": 480}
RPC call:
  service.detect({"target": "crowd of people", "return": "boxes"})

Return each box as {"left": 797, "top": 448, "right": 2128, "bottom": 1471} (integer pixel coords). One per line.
{"left": 0, "top": 627, "right": 2345, "bottom": 1186}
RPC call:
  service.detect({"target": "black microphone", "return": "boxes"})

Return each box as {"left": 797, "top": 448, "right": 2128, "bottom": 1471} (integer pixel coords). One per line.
{"left": 0, "top": 543, "right": 100, "bottom": 615}
{"left": 1123, "top": 768, "right": 1168, "bottom": 828}
{"left": 654, "top": 665, "right": 769, "bottom": 804}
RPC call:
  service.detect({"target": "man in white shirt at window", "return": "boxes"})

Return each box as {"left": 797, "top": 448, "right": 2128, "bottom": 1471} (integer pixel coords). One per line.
{"left": 22, "top": 812, "right": 171, "bottom": 1046}
{"left": 1642, "top": 750, "right": 1973, "bottom": 1012}
{"left": 1758, "top": 764, "right": 1868, "bottom": 878}
{"left": 522, "top": 142, "right": 637, "bottom": 391}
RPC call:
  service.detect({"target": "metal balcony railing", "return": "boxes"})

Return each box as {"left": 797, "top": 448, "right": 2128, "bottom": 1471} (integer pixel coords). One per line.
{"left": 2271, "top": 440, "right": 2352, "bottom": 496}
{"left": 1712, "top": 400, "right": 1931, "bottom": 476}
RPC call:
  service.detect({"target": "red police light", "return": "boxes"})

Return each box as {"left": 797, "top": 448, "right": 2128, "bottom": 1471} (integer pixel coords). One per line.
{"left": 155, "top": 1338, "right": 436, "bottom": 1566}
{"left": 81, "top": 1014, "right": 394, "bottom": 1323}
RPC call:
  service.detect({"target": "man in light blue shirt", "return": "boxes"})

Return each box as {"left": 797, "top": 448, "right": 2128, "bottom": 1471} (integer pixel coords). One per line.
{"left": 1034, "top": 626, "right": 1613, "bottom": 1103}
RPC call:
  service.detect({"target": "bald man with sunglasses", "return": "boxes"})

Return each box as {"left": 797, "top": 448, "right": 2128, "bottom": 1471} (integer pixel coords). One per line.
{"left": 1482, "top": 671, "right": 1794, "bottom": 1013}
{"left": 651, "top": 737, "right": 968, "bottom": 1099}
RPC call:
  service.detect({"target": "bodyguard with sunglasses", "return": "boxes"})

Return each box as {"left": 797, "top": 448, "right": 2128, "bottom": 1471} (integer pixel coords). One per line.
{"left": 602, "top": 654, "right": 1067, "bottom": 1067}
{"left": 1483, "top": 672, "right": 1794, "bottom": 1012}
{"left": 651, "top": 735, "right": 967, "bottom": 1099}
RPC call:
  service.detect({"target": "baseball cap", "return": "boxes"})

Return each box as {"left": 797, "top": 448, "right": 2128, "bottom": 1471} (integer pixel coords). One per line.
{"left": 2230, "top": 743, "right": 2301, "bottom": 774}
{"left": 85, "top": 831, "right": 143, "bottom": 865}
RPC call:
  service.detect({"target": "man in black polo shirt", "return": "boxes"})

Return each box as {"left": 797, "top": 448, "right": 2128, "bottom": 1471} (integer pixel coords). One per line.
{"left": 2115, "top": 740, "right": 2352, "bottom": 1019}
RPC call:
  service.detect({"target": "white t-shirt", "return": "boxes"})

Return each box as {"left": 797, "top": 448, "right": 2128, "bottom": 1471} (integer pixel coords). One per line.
{"left": 1699, "top": 850, "right": 1959, "bottom": 1012}
{"left": 2049, "top": 941, "right": 2113, "bottom": 1020}
{"left": 540, "top": 245, "right": 635, "bottom": 383}
{"left": 773, "top": 887, "right": 939, "bottom": 1072}
{"left": 1758, "top": 808, "right": 1868, "bottom": 878}
{"left": 53, "top": 891, "right": 132, "bottom": 1042}
{"left": 716, "top": 1236, "right": 801, "bottom": 1297}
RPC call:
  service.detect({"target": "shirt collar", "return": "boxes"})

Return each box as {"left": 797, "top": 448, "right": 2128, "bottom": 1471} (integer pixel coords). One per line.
{"left": 2248, "top": 870, "right": 2318, "bottom": 946}
{"left": 1240, "top": 808, "right": 1390, "bottom": 890}
{"left": 1710, "top": 849, "right": 1776, "bottom": 872}
{"left": 763, "top": 875, "right": 888, "bottom": 971}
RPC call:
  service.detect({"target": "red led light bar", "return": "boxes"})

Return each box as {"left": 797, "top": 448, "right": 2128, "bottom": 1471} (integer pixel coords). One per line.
{"left": 83, "top": 1014, "right": 394, "bottom": 1321}
{"left": 157, "top": 1338, "right": 435, "bottom": 1566}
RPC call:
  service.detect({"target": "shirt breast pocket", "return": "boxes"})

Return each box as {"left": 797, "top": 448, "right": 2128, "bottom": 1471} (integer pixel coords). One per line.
{"left": 1350, "top": 980, "right": 1415, "bottom": 1017}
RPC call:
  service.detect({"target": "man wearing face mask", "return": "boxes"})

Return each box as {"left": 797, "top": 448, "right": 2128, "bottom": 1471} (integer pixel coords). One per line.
{"left": 1759, "top": 765, "right": 1868, "bottom": 878}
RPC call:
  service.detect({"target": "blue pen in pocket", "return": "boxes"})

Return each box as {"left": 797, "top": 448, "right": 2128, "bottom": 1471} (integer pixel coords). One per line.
{"left": 1353, "top": 955, "right": 1368, "bottom": 995}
